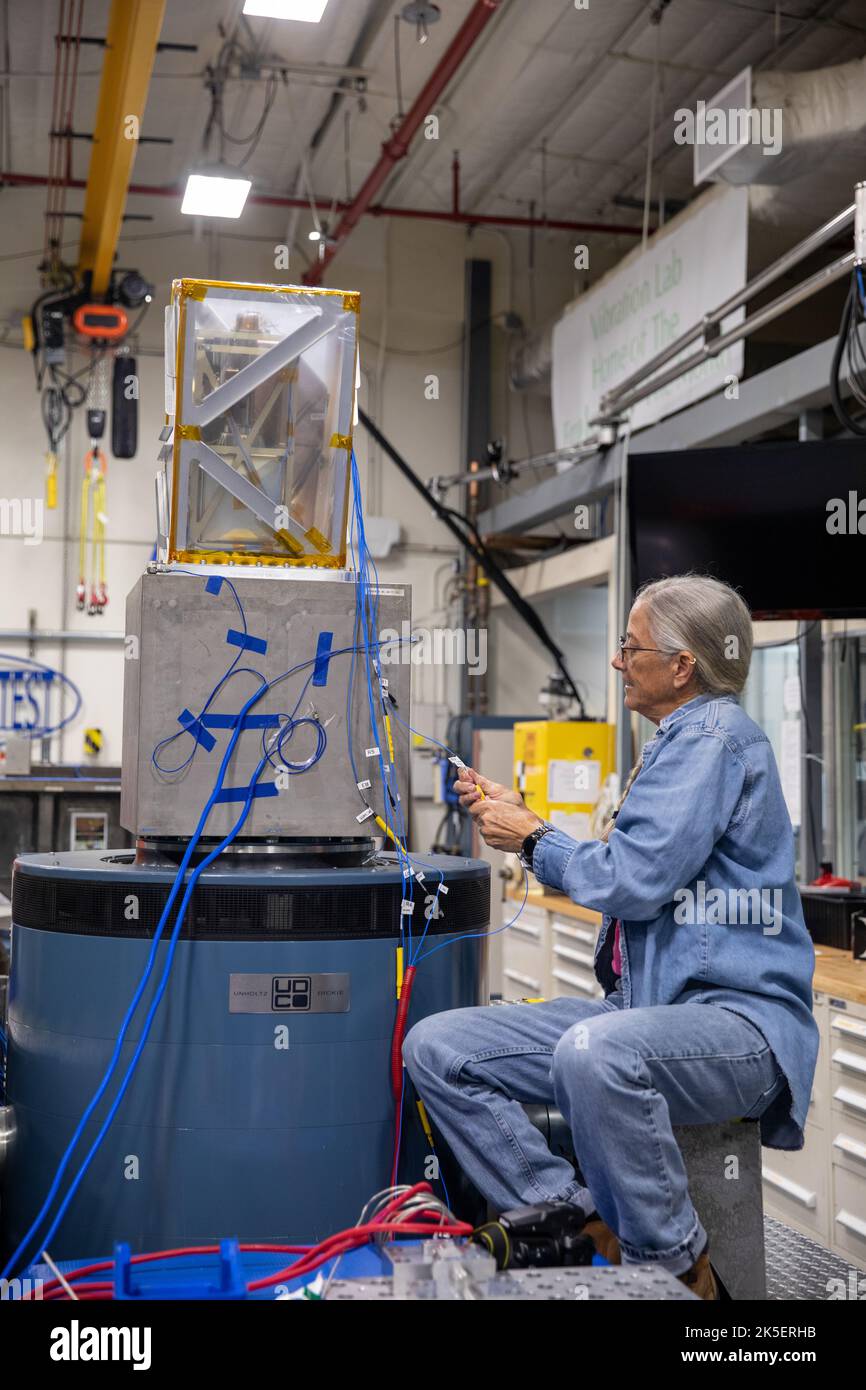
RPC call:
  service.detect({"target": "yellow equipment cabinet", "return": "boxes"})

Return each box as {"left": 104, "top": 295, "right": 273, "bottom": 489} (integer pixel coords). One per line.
{"left": 513, "top": 720, "right": 616, "bottom": 841}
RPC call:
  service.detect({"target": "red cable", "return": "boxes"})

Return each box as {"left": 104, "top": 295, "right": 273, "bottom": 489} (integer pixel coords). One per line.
{"left": 247, "top": 1220, "right": 471, "bottom": 1293}
{"left": 31, "top": 1178, "right": 457, "bottom": 1306}
{"left": 246, "top": 1185, "right": 457, "bottom": 1289}
{"left": 389, "top": 963, "right": 418, "bottom": 1185}
{"left": 44, "top": 1216, "right": 469, "bottom": 1299}
{"left": 39, "top": 1218, "right": 467, "bottom": 1300}
{"left": 390, "top": 964, "right": 416, "bottom": 1099}
{"left": 248, "top": 1200, "right": 471, "bottom": 1292}
{"left": 31, "top": 1242, "right": 312, "bottom": 1298}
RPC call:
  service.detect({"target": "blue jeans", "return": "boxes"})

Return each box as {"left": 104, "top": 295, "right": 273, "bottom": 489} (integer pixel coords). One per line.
{"left": 402, "top": 988, "right": 786, "bottom": 1275}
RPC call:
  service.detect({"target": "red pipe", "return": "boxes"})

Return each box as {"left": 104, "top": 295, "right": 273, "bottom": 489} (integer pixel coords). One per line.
{"left": 2, "top": 170, "right": 645, "bottom": 238}
{"left": 367, "top": 205, "right": 644, "bottom": 237}
{"left": 303, "top": 0, "right": 502, "bottom": 284}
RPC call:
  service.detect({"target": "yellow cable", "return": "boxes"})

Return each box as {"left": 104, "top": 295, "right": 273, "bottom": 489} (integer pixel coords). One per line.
{"left": 396, "top": 945, "right": 404, "bottom": 1001}
{"left": 79, "top": 469, "right": 90, "bottom": 585}
{"left": 374, "top": 814, "right": 406, "bottom": 856}
{"left": 416, "top": 1098, "right": 434, "bottom": 1147}
{"left": 384, "top": 711, "right": 396, "bottom": 764}
{"left": 95, "top": 473, "right": 106, "bottom": 587}
{"left": 90, "top": 473, "right": 100, "bottom": 599}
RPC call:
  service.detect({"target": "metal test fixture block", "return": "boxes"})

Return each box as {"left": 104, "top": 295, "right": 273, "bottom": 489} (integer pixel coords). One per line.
{"left": 121, "top": 569, "right": 411, "bottom": 841}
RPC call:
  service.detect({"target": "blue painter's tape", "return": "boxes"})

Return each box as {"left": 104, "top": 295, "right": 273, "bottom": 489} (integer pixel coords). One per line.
{"left": 215, "top": 781, "right": 280, "bottom": 804}
{"left": 178, "top": 708, "right": 216, "bottom": 752}
{"left": 312, "top": 630, "right": 334, "bottom": 687}
{"left": 226, "top": 628, "right": 268, "bottom": 656}
{"left": 205, "top": 576, "right": 223, "bottom": 595}
{"left": 202, "top": 714, "right": 279, "bottom": 730}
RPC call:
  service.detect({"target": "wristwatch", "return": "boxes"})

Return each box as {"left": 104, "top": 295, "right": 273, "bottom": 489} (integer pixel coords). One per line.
{"left": 519, "top": 822, "right": 554, "bottom": 873}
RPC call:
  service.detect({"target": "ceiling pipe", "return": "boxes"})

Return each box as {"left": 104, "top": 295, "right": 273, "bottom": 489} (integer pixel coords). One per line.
{"left": 303, "top": 0, "right": 503, "bottom": 285}
{"left": 0, "top": 170, "right": 645, "bottom": 237}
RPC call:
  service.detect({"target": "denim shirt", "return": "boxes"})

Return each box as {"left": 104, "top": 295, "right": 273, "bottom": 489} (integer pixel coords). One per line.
{"left": 533, "top": 692, "right": 819, "bottom": 1150}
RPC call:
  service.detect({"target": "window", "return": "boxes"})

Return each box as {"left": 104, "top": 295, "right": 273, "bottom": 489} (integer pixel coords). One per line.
{"left": 831, "top": 634, "right": 866, "bottom": 881}
{"left": 742, "top": 641, "right": 805, "bottom": 877}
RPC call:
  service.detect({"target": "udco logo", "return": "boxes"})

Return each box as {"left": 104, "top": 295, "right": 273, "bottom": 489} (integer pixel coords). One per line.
{"left": 271, "top": 976, "right": 311, "bottom": 1011}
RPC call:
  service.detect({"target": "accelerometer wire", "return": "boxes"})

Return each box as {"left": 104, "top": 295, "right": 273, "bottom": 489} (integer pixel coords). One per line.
{"left": 5, "top": 641, "right": 346, "bottom": 1280}
{"left": 29, "top": 748, "right": 274, "bottom": 1269}
{"left": 151, "top": 570, "right": 252, "bottom": 776}
{"left": 1, "top": 675, "right": 273, "bottom": 1280}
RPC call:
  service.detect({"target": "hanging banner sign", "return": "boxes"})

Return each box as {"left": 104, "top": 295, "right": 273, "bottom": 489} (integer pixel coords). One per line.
{"left": 552, "top": 184, "right": 749, "bottom": 448}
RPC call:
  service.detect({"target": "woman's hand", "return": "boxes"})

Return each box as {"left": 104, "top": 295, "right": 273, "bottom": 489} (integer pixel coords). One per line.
{"left": 454, "top": 766, "right": 544, "bottom": 852}
{"left": 453, "top": 766, "right": 526, "bottom": 811}
{"left": 468, "top": 797, "right": 545, "bottom": 853}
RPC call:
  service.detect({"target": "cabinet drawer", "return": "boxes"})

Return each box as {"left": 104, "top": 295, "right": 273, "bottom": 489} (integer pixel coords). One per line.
{"left": 508, "top": 911, "right": 547, "bottom": 956}
{"left": 551, "top": 917, "right": 597, "bottom": 947}
{"left": 517, "top": 905, "right": 548, "bottom": 934}
{"left": 762, "top": 1134, "right": 828, "bottom": 1241}
{"left": 830, "top": 1011, "right": 866, "bottom": 1052}
{"left": 830, "top": 1164, "right": 866, "bottom": 1270}
{"left": 830, "top": 1013, "right": 866, "bottom": 1100}
{"left": 551, "top": 965, "right": 603, "bottom": 999}
{"left": 831, "top": 1100, "right": 866, "bottom": 1181}
{"left": 832, "top": 1081, "right": 866, "bottom": 1128}
{"left": 503, "top": 923, "right": 547, "bottom": 982}
{"left": 552, "top": 941, "right": 596, "bottom": 972}
{"left": 510, "top": 915, "right": 545, "bottom": 945}
{"left": 503, "top": 966, "right": 545, "bottom": 998}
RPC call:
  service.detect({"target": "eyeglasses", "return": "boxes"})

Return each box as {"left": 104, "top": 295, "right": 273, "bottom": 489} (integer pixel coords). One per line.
{"left": 617, "top": 635, "right": 665, "bottom": 656}
{"left": 617, "top": 636, "right": 697, "bottom": 665}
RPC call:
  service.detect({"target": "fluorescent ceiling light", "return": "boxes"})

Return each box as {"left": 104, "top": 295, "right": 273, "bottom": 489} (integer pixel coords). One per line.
{"left": 181, "top": 172, "right": 252, "bottom": 219}
{"left": 242, "top": 0, "right": 330, "bottom": 19}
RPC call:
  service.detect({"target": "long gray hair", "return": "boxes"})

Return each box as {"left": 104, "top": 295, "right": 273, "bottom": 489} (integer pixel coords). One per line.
{"left": 634, "top": 574, "right": 753, "bottom": 697}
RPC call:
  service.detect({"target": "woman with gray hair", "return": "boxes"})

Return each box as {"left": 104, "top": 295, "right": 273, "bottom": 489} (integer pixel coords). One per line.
{"left": 403, "top": 574, "right": 819, "bottom": 1300}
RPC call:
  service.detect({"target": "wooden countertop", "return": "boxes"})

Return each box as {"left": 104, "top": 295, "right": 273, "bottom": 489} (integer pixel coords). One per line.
{"left": 509, "top": 884, "right": 602, "bottom": 926}
{"left": 811, "top": 944, "right": 866, "bottom": 1007}
{"left": 507, "top": 885, "right": 866, "bottom": 1007}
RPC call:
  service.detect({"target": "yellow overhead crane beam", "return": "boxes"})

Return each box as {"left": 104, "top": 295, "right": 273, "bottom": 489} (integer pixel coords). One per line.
{"left": 77, "top": 0, "right": 167, "bottom": 296}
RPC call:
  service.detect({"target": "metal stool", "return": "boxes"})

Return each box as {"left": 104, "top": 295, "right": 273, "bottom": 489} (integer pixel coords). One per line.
{"left": 523, "top": 1106, "right": 767, "bottom": 1300}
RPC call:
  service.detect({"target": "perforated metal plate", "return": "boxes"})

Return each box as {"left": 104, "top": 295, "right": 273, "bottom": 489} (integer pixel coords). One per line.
{"left": 764, "top": 1216, "right": 865, "bottom": 1301}
{"left": 325, "top": 1264, "right": 699, "bottom": 1300}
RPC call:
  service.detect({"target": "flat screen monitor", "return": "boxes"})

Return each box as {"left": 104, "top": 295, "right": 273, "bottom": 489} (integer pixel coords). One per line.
{"left": 629, "top": 439, "right": 866, "bottom": 617}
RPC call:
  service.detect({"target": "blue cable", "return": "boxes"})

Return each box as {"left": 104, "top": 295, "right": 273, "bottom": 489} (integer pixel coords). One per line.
{"left": 352, "top": 463, "right": 416, "bottom": 946}
{"left": 2, "top": 675, "right": 271, "bottom": 1280}
{"left": 413, "top": 879, "right": 530, "bottom": 966}
{"left": 3, "top": 557, "right": 439, "bottom": 1272}
{"left": 151, "top": 573, "right": 252, "bottom": 776}
{"left": 29, "top": 749, "right": 271, "bottom": 1267}
{"left": 5, "top": 629, "right": 372, "bottom": 1279}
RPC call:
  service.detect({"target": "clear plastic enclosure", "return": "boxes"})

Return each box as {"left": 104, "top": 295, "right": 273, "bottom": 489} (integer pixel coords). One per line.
{"left": 164, "top": 279, "right": 359, "bottom": 568}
